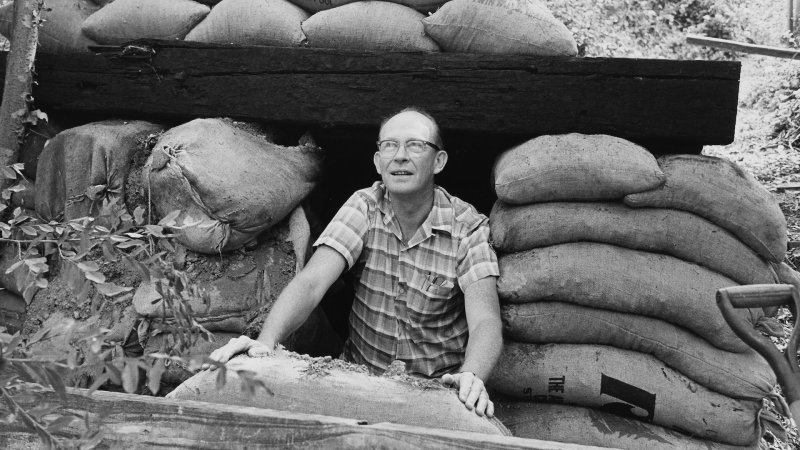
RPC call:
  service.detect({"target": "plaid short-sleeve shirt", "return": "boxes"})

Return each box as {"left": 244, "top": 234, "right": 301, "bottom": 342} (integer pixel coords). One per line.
{"left": 313, "top": 182, "right": 499, "bottom": 378}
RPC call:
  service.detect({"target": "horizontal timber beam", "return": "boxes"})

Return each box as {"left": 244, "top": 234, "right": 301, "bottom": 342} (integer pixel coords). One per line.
{"left": 0, "top": 388, "right": 599, "bottom": 449}
{"left": 0, "top": 40, "right": 740, "bottom": 146}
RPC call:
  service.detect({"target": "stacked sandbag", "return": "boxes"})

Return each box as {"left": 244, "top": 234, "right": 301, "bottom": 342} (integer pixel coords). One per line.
{"left": 422, "top": 0, "right": 578, "bottom": 55}
{"left": 81, "top": 0, "right": 210, "bottom": 44}
{"left": 133, "top": 208, "right": 305, "bottom": 334}
{"left": 488, "top": 134, "right": 784, "bottom": 447}
{"left": 35, "top": 120, "right": 165, "bottom": 222}
{"left": 0, "top": 0, "right": 99, "bottom": 54}
{"left": 134, "top": 207, "right": 343, "bottom": 363}
{"left": 287, "top": 0, "right": 447, "bottom": 13}
{"left": 167, "top": 350, "right": 511, "bottom": 436}
{"left": 302, "top": 1, "right": 439, "bottom": 52}
{"left": 184, "top": 0, "right": 308, "bottom": 46}
{"left": 495, "top": 401, "right": 757, "bottom": 450}
{"left": 142, "top": 118, "right": 323, "bottom": 254}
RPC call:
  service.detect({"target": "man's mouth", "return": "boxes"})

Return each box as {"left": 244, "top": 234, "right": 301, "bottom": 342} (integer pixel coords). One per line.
{"left": 390, "top": 170, "right": 413, "bottom": 176}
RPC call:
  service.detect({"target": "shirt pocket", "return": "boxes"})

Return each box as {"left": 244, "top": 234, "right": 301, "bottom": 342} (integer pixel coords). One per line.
{"left": 405, "top": 271, "right": 459, "bottom": 323}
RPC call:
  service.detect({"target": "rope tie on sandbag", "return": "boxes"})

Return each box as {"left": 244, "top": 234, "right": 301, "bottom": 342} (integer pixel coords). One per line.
{"left": 153, "top": 144, "right": 232, "bottom": 253}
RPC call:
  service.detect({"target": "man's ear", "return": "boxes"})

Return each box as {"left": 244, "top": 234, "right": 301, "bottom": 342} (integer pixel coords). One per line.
{"left": 373, "top": 151, "right": 382, "bottom": 174}
{"left": 433, "top": 150, "right": 448, "bottom": 174}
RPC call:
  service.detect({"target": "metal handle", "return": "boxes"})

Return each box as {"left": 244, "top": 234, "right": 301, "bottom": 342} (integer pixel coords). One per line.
{"left": 717, "top": 285, "right": 800, "bottom": 416}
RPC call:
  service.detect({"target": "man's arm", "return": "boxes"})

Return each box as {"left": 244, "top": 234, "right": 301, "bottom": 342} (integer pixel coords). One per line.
{"left": 442, "top": 276, "right": 502, "bottom": 417}
{"left": 205, "top": 245, "right": 347, "bottom": 366}
{"left": 460, "top": 276, "right": 503, "bottom": 380}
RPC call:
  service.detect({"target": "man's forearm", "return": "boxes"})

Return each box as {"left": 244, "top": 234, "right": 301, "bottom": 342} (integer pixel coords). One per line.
{"left": 256, "top": 276, "right": 323, "bottom": 347}
{"left": 458, "top": 319, "right": 503, "bottom": 381}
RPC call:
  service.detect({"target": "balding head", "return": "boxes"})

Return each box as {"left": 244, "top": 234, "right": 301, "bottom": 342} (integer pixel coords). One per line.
{"left": 379, "top": 107, "right": 444, "bottom": 150}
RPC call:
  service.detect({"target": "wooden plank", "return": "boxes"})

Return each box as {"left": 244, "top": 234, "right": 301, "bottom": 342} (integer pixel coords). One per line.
{"left": 0, "top": 388, "right": 601, "bottom": 449}
{"left": 687, "top": 34, "right": 800, "bottom": 60}
{"left": 3, "top": 40, "right": 739, "bottom": 145}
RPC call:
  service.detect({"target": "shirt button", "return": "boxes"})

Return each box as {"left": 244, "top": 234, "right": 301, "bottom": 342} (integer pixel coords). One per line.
{"left": 398, "top": 287, "right": 406, "bottom": 295}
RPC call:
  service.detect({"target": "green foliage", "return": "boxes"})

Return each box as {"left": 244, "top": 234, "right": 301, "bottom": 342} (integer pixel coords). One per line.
{"left": 0, "top": 164, "right": 262, "bottom": 448}
{"left": 548, "top": 0, "right": 753, "bottom": 59}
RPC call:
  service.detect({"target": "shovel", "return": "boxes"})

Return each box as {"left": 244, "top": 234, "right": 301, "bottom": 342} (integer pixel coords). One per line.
{"left": 717, "top": 284, "right": 800, "bottom": 420}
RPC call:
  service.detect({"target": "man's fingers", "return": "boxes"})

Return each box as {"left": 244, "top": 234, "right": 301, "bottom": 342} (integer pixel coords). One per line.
{"left": 487, "top": 399, "right": 495, "bottom": 418}
{"left": 475, "top": 392, "right": 489, "bottom": 417}
{"left": 464, "top": 377, "right": 484, "bottom": 410}
{"left": 458, "top": 372, "right": 474, "bottom": 403}
{"left": 201, "top": 336, "right": 251, "bottom": 370}
{"left": 441, "top": 373, "right": 457, "bottom": 387}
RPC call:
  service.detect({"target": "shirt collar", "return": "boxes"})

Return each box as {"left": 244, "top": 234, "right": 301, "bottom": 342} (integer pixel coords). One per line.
{"left": 375, "top": 182, "right": 454, "bottom": 246}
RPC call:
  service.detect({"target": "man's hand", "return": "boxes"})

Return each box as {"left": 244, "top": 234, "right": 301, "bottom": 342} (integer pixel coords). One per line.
{"left": 441, "top": 371, "right": 494, "bottom": 417}
{"left": 201, "top": 336, "right": 273, "bottom": 370}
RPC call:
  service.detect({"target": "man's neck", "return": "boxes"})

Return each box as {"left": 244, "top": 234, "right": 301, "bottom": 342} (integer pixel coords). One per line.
{"left": 389, "top": 187, "right": 435, "bottom": 243}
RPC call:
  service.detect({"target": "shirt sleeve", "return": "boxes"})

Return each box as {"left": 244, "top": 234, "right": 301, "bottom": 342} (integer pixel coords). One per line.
{"left": 313, "top": 192, "right": 370, "bottom": 270}
{"left": 456, "top": 219, "right": 500, "bottom": 290}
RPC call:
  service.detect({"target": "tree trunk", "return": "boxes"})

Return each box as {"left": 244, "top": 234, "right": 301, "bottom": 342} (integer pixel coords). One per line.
{"left": 0, "top": 0, "right": 43, "bottom": 190}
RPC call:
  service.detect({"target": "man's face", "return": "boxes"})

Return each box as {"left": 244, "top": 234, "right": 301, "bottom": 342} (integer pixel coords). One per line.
{"left": 374, "top": 111, "right": 447, "bottom": 197}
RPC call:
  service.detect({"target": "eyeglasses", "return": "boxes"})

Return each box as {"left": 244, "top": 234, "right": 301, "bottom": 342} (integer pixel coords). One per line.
{"left": 376, "top": 139, "right": 441, "bottom": 156}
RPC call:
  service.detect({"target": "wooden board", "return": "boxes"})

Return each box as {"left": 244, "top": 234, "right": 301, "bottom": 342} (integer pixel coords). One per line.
{"left": 2, "top": 40, "right": 740, "bottom": 146}
{"left": 0, "top": 388, "right": 601, "bottom": 449}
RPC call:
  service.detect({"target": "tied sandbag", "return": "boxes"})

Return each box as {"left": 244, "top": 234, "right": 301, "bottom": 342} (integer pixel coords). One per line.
{"left": 144, "top": 332, "right": 239, "bottom": 385}
{"left": 81, "top": 0, "right": 210, "bottom": 44}
{"left": 489, "top": 342, "right": 764, "bottom": 446}
{"left": 287, "top": 0, "right": 446, "bottom": 13}
{"left": 167, "top": 351, "right": 510, "bottom": 436}
{"left": 133, "top": 212, "right": 304, "bottom": 333}
{"left": 502, "top": 302, "right": 776, "bottom": 400}
{"left": 493, "top": 134, "right": 665, "bottom": 204}
{"left": 35, "top": 120, "right": 164, "bottom": 222}
{"left": 497, "top": 243, "right": 762, "bottom": 353}
{"left": 302, "top": 1, "right": 440, "bottom": 52}
{"left": 625, "top": 155, "right": 787, "bottom": 262}
{"left": 494, "top": 401, "right": 756, "bottom": 450}
{"left": 0, "top": 0, "right": 98, "bottom": 54}
{"left": 143, "top": 118, "right": 323, "bottom": 254}
{"left": 490, "top": 201, "right": 779, "bottom": 286}
{"left": 422, "top": 0, "right": 577, "bottom": 55}
{"left": 184, "top": 0, "right": 308, "bottom": 46}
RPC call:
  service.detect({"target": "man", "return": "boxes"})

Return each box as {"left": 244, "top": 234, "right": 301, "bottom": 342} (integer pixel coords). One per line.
{"left": 207, "top": 108, "right": 502, "bottom": 417}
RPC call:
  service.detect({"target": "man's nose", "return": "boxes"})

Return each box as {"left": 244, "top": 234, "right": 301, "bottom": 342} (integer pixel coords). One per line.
{"left": 392, "top": 144, "right": 411, "bottom": 161}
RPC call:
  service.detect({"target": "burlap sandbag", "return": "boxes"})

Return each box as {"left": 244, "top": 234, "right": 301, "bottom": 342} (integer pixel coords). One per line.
{"left": 490, "top": 201, "right": 778, "bottom": 286}
{"left": 133, "top": 210, "right": 304, "bottom": 333}
{"left": 184, "top": 0, "right": 308, "bottom": 46}
{"left": 490, "top": 342, "right": 764, "bottom": 446}
{"left": 493, "top": 134, "right": 665, "bottom": 204}
{"left": 288, "top": 0, "right": 447, "bottom": 13}
{"left": 494, "top": 401, "right": 756, "bottom": 450}
{"left": 422, "top": 0, "right": 577, "bottom": 55}
{"left": 497, "top": 243, "right": 762, "bottom": 353}
{"left": 0, "top": 0, "right": 98, "bottom": 53}
{"left": 81, "top": 0, "right": 210, "bottom": 44}
{"left": 167, "top": 351, "right": 510, "bottom": 436}
{"left": 625, "top": 155, "right": 787, "bottom": 262}
{"left": 502, "top": 302, "right": 775, "bottom": 400}
{"left": 35, "top": 120, "right": 164, "bottom": 222}
{"left": 143, "top": 118, "right": 323, "bottom": 254}
{"left": 302, "top": 1, "right": 440, "bottom": 52}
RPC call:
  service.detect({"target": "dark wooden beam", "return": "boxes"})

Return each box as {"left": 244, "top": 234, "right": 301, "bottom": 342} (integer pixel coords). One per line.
{"left": 4, "top": 40, "right": 740, "bottom": 146}
{"left": 0, "top": 388, "right": 592, "bottom": 449}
